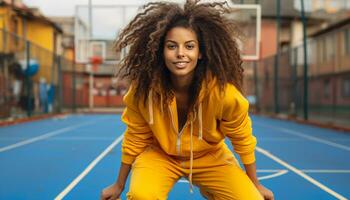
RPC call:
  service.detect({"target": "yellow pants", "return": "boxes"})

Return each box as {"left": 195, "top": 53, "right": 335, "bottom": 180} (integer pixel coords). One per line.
{"left": 127, "top": 145, "right": 263, "bottom": 200}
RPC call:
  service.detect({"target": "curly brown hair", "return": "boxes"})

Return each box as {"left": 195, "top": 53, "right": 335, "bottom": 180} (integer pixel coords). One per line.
{"left": 114, "top": 0, "right": 243, "bottom": 111}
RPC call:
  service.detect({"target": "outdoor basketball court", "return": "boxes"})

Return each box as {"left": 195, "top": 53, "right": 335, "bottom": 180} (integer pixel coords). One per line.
{"left": 1, "top": 1, "right": 349, "bottom": 199}
{"left": 0, "top": 114, "right": 349, "bottom": 199}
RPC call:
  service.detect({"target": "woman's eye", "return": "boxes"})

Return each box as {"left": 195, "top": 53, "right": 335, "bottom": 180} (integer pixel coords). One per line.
{"left": 167, "top": 44, "right": 176, "bottom": 49}
{"left": 186, "top": 45, "right": 194, "bottom": 49}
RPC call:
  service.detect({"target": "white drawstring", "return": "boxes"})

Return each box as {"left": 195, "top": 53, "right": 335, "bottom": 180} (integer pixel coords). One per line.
{"left": 161, "top": 97, "right": 204, "bottom": 193}
{"left": 188, "top": 104, "right": 203, "bottom": 193}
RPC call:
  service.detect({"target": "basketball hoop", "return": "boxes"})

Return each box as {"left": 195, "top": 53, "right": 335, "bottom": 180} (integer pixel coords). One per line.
{"left": 90, "top": 56, "right": 102, "bottom": 72}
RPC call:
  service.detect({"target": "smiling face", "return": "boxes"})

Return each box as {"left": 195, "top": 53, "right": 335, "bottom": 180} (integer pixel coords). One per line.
{"left": 163, "top": 27, "right": 202, "bottom": 82}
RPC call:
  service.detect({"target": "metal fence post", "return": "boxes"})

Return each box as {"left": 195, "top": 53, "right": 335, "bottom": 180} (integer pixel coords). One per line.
{"left": 25, "top": 40, "right": 33, "bottom": 117}
{"left": 274, "top": 0, "right": 281, "bottom": 114}
{"left": 72, "top": 60, "right": 76, "bottom": 112}
{"left": 2, "top": 29, "right": 6, "bottom": 51}
{"left": 301, "top": 0, "right": 309, "bottom": 120}
{"left": 254, "top": 61, "right": 259, "bottom": 112}
{"left": 292, "top": 48, "right": 298, "bottom": 116}
{"left": 57, "top": 55, "right": 62, "bottom": 113}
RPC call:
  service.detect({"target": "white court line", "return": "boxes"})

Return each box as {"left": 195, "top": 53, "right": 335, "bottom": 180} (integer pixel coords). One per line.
{"left": 258, "top": 169, "right": 288, "bottom": 180}
{"left": 0, "top": 136, "right": 115, "bottom": 141}
{"left": 257, "top": 169, "right": 350, "bottom": 173}
{"left": 256, "top": 146, "right": 348, "bottom": 200}
{"left": 257, "top": 169, "right": 284, "bottom": 172}
{"left": 54, "top": 134, "right": 124, "bottom": 200}
{"left": 301, "top": 170, "right": 350, "bottom": 173}
{"left": 255, "top": 122, "right": 350, "bottom": 152}
{"left": 0, "top": 118, "right": 107, "bottom": 153}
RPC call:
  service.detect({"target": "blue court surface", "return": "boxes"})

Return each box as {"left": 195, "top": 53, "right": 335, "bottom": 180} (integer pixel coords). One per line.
{"left": 0, "top": 114, "right": 349, "bottom": 200}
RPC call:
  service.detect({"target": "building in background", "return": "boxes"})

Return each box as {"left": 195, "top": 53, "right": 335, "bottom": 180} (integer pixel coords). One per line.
{"left": 0, "top": 0, "right": 65, "bottom": 118}
{"left": 49, "top": 17, "right": 75, "bottom": 61}
{"left": 0, "top": 0, "right": 62, "bottom": 52}
{"left": 240, "top": 0, "right": 350, "bottom": 127}
{"left": 243, "top": 1, "right": 350, "bottom": 84}
{"left": 0, "top": 0, "right": 63, "bottom": 83}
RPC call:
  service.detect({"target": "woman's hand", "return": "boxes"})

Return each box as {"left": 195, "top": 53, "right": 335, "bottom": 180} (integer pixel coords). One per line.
{"left": 256, "top": 184, "right": 274, "bottom": 200}
{"left": 100, "top": 183, "right": 124, "bottom": 200}
{"left": 101, "top": 163, "right": 131, "bottom": 200}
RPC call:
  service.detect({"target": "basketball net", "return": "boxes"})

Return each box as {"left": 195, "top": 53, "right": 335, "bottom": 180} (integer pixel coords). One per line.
{"left": 90, "top": 56, "right": 102, "bottom": 73}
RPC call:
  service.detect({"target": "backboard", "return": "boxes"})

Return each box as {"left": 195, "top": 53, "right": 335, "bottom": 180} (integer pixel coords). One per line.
{"left": 89, "top": 41, "right": 106, "bottom": 60}
{"left": 74, "top": 4, "right": 139, "bottom": 64}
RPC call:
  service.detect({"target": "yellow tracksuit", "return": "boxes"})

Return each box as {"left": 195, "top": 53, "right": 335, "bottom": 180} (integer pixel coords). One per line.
{"left": 121, "top": 79, "right": 263, "bottom": 200}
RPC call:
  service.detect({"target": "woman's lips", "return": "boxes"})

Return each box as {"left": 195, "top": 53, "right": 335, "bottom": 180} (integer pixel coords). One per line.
{"left": 174, "top": 62, "right": 189, "bottom": 69}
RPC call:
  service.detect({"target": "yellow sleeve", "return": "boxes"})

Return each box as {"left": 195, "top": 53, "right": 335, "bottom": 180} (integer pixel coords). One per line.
{"left": 121, "top": 85, "right": 153, "bottom": 164}
{"left": 219, "top": 84, "right": 257, "bottom": 164}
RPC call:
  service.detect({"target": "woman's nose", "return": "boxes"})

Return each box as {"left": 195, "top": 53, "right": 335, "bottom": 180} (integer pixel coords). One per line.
{"left": 177, "top": 47, "right": 185, "bottom": 58}
{"left": 177, "top": 54, "right": 185, "bottom": 58}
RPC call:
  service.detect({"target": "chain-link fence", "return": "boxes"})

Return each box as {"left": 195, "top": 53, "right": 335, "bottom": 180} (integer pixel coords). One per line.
{"left": 248, "top": 23, "right": 350, "bottom": 128}
{"left": 0, "top": 29, "right": 79, "bottom": 119}
{"left": 1, "top": 19, "right": 349, "bottom": 129}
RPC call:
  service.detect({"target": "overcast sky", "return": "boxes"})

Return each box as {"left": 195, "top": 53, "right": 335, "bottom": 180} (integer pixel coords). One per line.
{"left": 22, "top": 0, "right": 228, "bottom": 39}
{"left": 21, "top": 0, "right": 143, "bottom": 38}
{"left": 22, "top": 0, "right": 189, "bottom": 39}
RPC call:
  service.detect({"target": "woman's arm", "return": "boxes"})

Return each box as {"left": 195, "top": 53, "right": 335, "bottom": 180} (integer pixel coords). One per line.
{"left": 219, "top": 84, "right": 274, "bottom": 199}
{"left": 244, "top": 162, "right": 259, "bottom": 186}
{"left": 116, "top": 163, "right": 132, "bottom": 189}
{"left": 244, "top": 162, "right": 274, "bottom": 200}
{"left": 101, "top": 85, "right": 153, "bottom": 200}
{"left": 101, "top": 163, "right": 132, "bottom": 200}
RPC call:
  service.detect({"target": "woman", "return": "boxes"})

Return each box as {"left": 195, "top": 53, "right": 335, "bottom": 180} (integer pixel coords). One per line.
{"left": 101, "top": 0, "right": 274, "bottom": 199}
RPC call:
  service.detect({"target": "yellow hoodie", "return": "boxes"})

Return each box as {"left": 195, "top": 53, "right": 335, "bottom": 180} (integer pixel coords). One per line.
{"left": 121, "top": 79, "right": 257, "bottom": 167}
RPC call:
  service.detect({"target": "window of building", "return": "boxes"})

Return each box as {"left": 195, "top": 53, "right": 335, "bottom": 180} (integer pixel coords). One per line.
{"left": 322, "top": 37, "right": 327, "bottom": 63}
{"left": 316, "top": 38, "right": 322, "bottom": 65}
{"left": 325, "top": 35, "right": 334, "bottom": 61}
{"left": 341, "top": 77, "right": 350, "bottom": 98}
{"left": 344, "top": 29, "right": 350, "bottom": 56}
{"left": 11, "top": 17, "right": 19, "bottom": 47}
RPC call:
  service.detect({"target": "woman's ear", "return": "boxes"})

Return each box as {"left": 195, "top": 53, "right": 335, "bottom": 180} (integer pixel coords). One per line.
{"left": 199, "top": 52, "right": 202, "bottom": 59}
